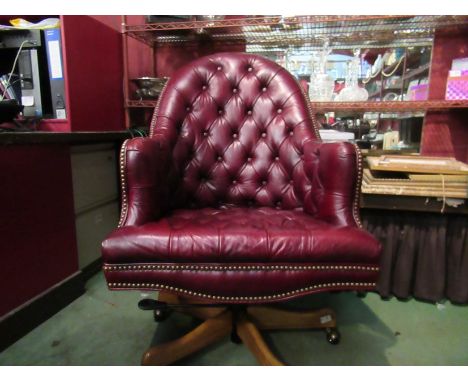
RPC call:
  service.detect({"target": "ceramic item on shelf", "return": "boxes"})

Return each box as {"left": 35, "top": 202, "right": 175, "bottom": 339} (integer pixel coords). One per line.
{"left": 382, "top": 130, "right": 400, "bottom": 150}
{"left": 371, "top": 54, "right": 383, "bottom": 76}
{"left": 385, "top": 49, "right": 398, "bottom": 67}
{"left": 384, "top": 48, "right": 405, "bottom": 68}
{"left": 383, "top": 92, "right": 399, "bottom": 101}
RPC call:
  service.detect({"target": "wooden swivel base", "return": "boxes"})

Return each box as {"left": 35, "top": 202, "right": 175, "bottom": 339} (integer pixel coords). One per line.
{"left": 141, "top": 292, "right": 340, "bottom": 366}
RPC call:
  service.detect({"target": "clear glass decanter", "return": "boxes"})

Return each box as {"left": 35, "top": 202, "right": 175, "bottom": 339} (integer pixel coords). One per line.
{"left": 309, "top": 40, "right": 335, "bottom": 101}
{"left": 336, "top": 49, "right": 369, "bottom": 102}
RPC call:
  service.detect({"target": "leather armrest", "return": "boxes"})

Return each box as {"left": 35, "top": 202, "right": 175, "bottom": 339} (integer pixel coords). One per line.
{"left": 118, "top": 137, "right": 169, "bottom": 227}
{"left": 303, "top": 140, "right": 362, "bottom": 227}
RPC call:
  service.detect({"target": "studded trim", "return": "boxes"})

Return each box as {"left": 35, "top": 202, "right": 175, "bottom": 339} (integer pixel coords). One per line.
{"left": 149, "top": 81, "right": 169, "bottom": 138}
{"left": 293, "top": 75, "right": 321, "bottom": 140}
{"left": 117, "top": 139, "right": 130, "bottom": 228}
{"left": 106, "top": 281, "right": 376, "bottom": 302}
{"left": 119, "top": 79, "right": 169, "bottom": 226}
{"left": 352, "top": 143, "right": 364, "bottom": 228}
{"left": 103, "top": 264, "right": 379, "bottom": 272}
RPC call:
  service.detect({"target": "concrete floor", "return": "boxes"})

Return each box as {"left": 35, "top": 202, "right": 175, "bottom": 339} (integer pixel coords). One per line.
{"left": 1, "top": 272, "right": 468, "bottom": 366}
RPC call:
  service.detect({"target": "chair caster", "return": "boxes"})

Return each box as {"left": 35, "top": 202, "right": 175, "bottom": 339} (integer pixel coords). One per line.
{"left": 230, "top": 330, "right": 242, "bottom": 344}
{"left": 138, "top": 299, "right": 172, "bottom": 322}
{"left": 325, "top": 327, "right": 340, "bottom": 345}
{"left": 153, "top": 308, "right": 171, "bottom": 322}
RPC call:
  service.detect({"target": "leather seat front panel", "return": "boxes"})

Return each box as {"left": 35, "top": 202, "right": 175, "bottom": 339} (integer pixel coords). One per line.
{"left": 102, "top": 207, "right": 381, "bottom": 265}
{"left": 103, "top": 262, "right": 379, "bottom": 303}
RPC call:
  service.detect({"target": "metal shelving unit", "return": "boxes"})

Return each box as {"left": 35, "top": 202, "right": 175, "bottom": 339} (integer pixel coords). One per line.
{"left": 124, "top": 15, "right": 468, "bottom": 49}
{"left": 311, "top": 100, "right": 468, "bottom": 113}
{"left": 127, "top": 99, "right": 468, "bottom": 113}
{"left": 126, "top": 100, "right": 158, "bottom": 108}
{"left": 122, "top": 15, "right": 468, "bottom": 126}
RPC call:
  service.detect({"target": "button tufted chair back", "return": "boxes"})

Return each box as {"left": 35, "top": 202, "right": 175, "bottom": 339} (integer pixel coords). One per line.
{"left": 150, "top": 52, "right": 321, "bottom": 211}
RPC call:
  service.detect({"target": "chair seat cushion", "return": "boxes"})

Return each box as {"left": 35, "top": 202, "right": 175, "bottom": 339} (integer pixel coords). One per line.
{"left": 102, "top": 207, "right": 381, "bottom": 265}
{"left": 103, "top": 207, "right": 381, "bottom": 302}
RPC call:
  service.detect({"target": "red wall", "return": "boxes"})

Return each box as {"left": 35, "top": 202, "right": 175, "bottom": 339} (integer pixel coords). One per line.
{"left": 154, "top": 41, "right": 246, "bottom": 77}
{"left": 61, "top": 16, "right": 125, "bottom": 132}
{"left": 0, "top": 145, "right": 79, "bottom": 317}
{"left": 91, "top": 16, "right": 154, "bottom": 80}
{"left": 422, "top": 27, "right": 468, "bottom": 162}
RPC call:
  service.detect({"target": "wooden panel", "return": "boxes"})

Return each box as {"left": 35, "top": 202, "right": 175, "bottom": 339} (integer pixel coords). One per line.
{"left": 362, "top": 182, "right": 468, "bottom": 198}
{"left": 360, "top": 194, "right": 468, "bottom": 214}
{"left": 363, "top": 169, "right": 467, "bottom": 187}
{"left": 367, "top": 155, "right": 468, "bottom": 174}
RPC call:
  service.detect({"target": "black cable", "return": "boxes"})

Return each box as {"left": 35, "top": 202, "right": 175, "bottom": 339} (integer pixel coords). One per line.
{"left": 1, "top": 40, "right": 31, "bottom": 100}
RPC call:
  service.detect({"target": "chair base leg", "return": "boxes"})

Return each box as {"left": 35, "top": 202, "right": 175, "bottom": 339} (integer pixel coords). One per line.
{"left": 247, "top": 305, "right": 337, "bottom": 330}
{"left": 141, "top": 311, "right": 232, "bottom": 366}
{"left": 236, "top": 313, "right": 284, "bottom": 366}
{"left": 141, "top": 293, "right": 339, "bottom": 366}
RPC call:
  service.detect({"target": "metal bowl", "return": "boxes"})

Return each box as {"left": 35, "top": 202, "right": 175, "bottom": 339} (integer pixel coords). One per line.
{"left": 131, "top": 77, "right": 168, "bottom": 91}
{"left": 135, "top": 88, "right": 160, "bottom": 100}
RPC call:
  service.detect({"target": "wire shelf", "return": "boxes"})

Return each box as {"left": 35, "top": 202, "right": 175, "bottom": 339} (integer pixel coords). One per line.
{"left": 125, "top": 99, "right": 468, "bottom": 112}
{"left": 126, "top": 100, "right": 158, "bottom": 108}
{"left": 311, "top": 100, "right": 468, "bottom": 113}
{"left": 125, "top": 15, "right": 468, "bottom": 49}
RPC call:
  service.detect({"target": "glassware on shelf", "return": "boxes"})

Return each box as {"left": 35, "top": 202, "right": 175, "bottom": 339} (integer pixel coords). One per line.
{"left": 308, "top": 40, "right": 335, "bottom": 102}
{"left": 335, "top": 49, "right": 369, "bottom": 102}
{"left": 195, "top": 16, "right": 225, "bottom": 34}
{"left": 309, "top": 69, "right": 335, "bottom": 102}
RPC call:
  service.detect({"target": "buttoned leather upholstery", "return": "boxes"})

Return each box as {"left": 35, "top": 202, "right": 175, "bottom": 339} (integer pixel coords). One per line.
{"left": 102, "top": 52, "right": 381, "bottom": 303}
{"left": 150, "top": 53, "right": 320, "bottom": 213}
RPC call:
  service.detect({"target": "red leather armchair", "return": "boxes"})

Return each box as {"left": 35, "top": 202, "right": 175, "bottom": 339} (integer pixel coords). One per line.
{"left": 102, "top": 52, "right": 381, "bottom": 365}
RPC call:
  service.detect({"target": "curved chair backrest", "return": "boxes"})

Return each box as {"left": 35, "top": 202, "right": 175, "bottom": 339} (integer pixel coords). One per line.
{"left": 150, "top": 52, "right": 321, "bottom": 210}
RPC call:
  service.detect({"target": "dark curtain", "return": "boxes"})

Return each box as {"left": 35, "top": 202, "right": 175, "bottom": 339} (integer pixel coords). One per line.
{"left": 361, "top": 210, "right": 468, "bottom": 304}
